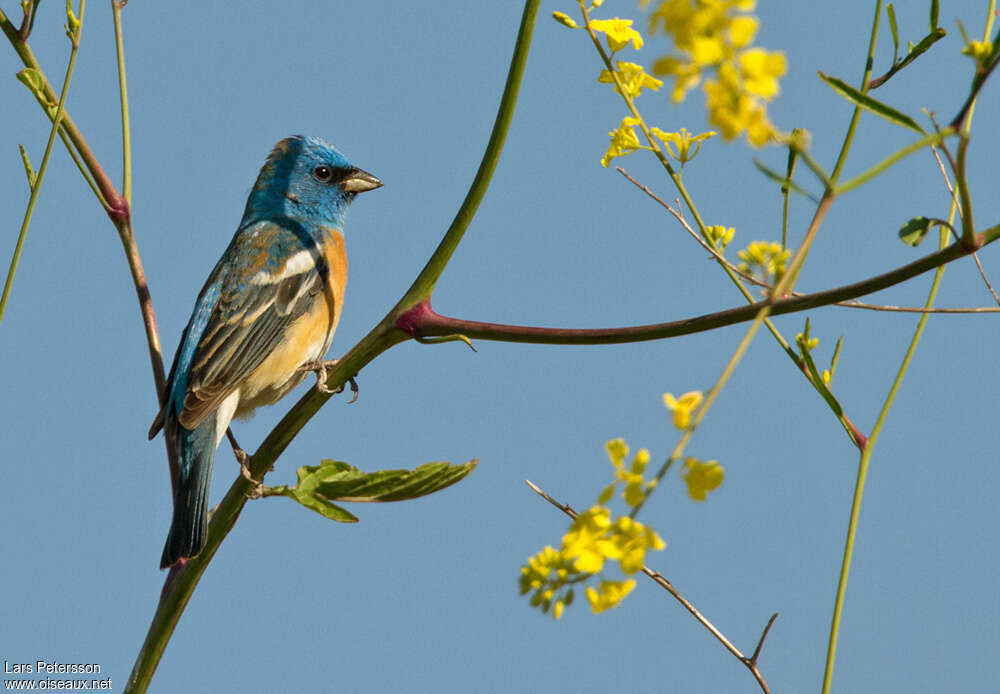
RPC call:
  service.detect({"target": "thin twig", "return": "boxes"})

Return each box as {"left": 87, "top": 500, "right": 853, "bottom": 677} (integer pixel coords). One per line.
{"left": 750, "top": 613, "right": 779, "bottom": 664}
{"left": 1, "top": 1, "right": 86, "bottom": 328}
{"left": 929, "top": 141, "right": 1000, "bottom": 306}
{"left": 525, "top": 480, "right": 775, "bottom": 694}
{"left": 618, "top": 167, "right": 1000, "bottom": 314}
{"left": 18, "top": 0, "right": 38, "bottom": 41}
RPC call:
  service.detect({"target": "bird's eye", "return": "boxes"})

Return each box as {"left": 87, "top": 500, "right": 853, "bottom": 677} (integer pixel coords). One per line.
{"left": 313, "top": 166, "right": 333, "bottom": 182}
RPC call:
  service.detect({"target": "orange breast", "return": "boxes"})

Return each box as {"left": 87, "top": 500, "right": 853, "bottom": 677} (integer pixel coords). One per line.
{"left": 235, "top": 229, "right": 348, "bottom": 416}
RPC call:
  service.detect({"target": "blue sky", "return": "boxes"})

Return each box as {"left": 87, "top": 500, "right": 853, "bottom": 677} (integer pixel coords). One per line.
{"left": 2, "top": 1, "right": 998, "bottom": 692}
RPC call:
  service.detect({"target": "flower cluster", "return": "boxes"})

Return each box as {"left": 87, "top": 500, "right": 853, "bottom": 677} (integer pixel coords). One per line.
{"left": 646, "top": 0, "right": 786, "bottom": 145}
{"left": 520, "top": 437, "right": 666, "bottom": 619}
{"left": 706, "top": 224, "right": 735, "bottom": 249}
{"left": 600, "top": 438, "right": 656, "bottom": 508}
{"left": 737, "top": 240, "right": 790, "bottom": 280}
{"left": 520, "top": 502, "right": 665, "bottom": 619}
{"left": 554, "top": 3, "right": 723, "bottom": 168}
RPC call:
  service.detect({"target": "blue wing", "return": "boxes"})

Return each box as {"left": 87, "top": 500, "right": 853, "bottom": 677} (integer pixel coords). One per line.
{"left": 151, "top": 218, "right": 331, "bottom": 436}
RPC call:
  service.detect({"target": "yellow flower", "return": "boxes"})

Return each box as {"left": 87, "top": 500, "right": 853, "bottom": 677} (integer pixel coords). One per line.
{"left": 585, "top": 579, "right": 636, "bottom": 613}
{"left": 646, "top": 0, "right": 783, "bottom": 147}
{"left": 728, "top": 15, "right": 758, "bottom": 48}
{"left": 553, "top": 599, "right": 566, "bottom": 619}
{"left": 650, "top": 127, "right": 715, "bottom": 164}
{"left": 590, "top": 17, "right": 645, "bottom": 52}
{"left": 738, "top": 48, "right": 786, "bottom": 99}
{"left": 663, "top": 390, "right": 703, "bottom": 429}
{"left": 795, "top": 332, "right": 819, "bottom": 351}
{"left": 682, "top": 458, "right": 724, "bottom": 501}
{"left": 737, "top": 240, "right": 790, "bottom": 277}
{"left": 598, "top": 61, "right": 663, "bottom": 99}
{"left": 519, "top": 544, "right": 582, "bottom": 619}
{"left": 706, "top": 224, "right": 735, "bottom": 249}
{"left": 613, "top": 515, "right": 666, "bottom": 573}
{"left": 603, "top": 439, "right": 655, "bottom": 507}
{"left": 562, "top": 506, "right": 616, "bottom": 573}
{"left": 606, "top": 437, "right": 629, "bottom": 466}
{"left": 704, "top": 62, "right": 780, "bottom": 145}
{"left": 690, "top": 35, "right": 726, "bottom": 65}
{"left": 962, "top": 39, "right": 993, "bottom": 64}
{"left": 618, "top": 447, "right": 650, "bottom": 507}
{"left": 601, "top": 116, "right": 643, "bottom": 167}
{"left": 652, "top": 55, "right": 703, "bottom": 102}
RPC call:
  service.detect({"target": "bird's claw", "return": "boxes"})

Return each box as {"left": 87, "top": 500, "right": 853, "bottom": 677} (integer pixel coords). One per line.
{"left": 240, "top": 461, "right": 263, "bottom": 499}
{"left": 300, "top": 360, "right": 359, "bottom": 403}
{"left": 227, "top": 429, "right": 262, "bottom": 498}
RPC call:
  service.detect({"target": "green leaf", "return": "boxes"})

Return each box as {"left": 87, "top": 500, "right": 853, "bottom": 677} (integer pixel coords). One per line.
{"left": 263, "top": 459, "right": 477, "bottom": 522}
{"left": 887, "top": 4, "right": 899, "bottom": 65}
{"left": 16, "top": 68, "right": 47, "bottom": 101}
{"left": 313, "top": 459, "right": 478, "bottom": 502}
{"left": 930, "top": 0, "right": 939, "bottom": 31}
{"left": 897, "top": 216, "right": 953, "bottom": 246}
{"left": 869, "top": 28, "right": 947, "bottom": 88}
{"left": 18, "top": 144, "right": 36, "bottom": 187}
{"left": 818, "top": 72, "right": 924, "bottom": 132}
{"left": 753, "top": 159, "right": 819, "bottom": 203}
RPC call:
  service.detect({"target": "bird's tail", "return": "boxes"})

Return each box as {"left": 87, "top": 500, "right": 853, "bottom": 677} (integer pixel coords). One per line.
{"left": 160, "top": 419, "right": 219, "bottom": 569}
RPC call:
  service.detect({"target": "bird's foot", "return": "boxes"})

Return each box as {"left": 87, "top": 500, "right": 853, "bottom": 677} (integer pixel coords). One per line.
{"left": 240, "top": 461, "right": 263, "bottom": 499}
{"left": 228, "top": 429, "right": 262, "bottom": 498}
{"left": 299, "top": 359, "right": 359, "bottom": 403}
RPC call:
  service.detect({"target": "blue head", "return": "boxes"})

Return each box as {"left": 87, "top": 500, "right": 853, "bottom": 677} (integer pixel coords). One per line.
{"left": 241, "top": 135, "right": 382, "bottom": 228}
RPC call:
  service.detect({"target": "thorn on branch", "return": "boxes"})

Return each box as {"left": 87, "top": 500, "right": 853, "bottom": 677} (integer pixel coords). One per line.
{"left": 414, "top": 333, "right": 478, "bottom": 351}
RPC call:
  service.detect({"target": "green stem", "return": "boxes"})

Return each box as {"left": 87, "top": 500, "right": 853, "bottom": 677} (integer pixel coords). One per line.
{"left": 402, "top": 0, "right": 538, "bottom": 302}
{"left": 781, "top": 142, "right": 798, "bottom": 249}
{"left": 830, "top": 0, "right": 882, "bottom": 184}
{"left": 123, "top": 3, "right": 541, "bottom": 691}
{"left": 112, "top": 0, "right": 132, "bottom": 205}
{"left": 0, "top": 1, "right": 86, "bottom": 328}
{"left": 821, "top": 208, "right": 952, "bottom": 694}
{"left": 834, "top": 128, "right": 954, "bottom": 196}
{"left": 821, "top": 5, "right": 993, "bottom": 687}
{"left": 0, "top": 10, "right": 127, "bottom": 217}
{"left": 632, "top": 193, "right": 836, "bottom": 516}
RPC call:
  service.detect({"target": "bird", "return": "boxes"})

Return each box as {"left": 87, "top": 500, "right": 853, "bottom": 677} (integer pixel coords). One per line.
{"left": 149, "top": 135, "right": 382, "bottom": 569}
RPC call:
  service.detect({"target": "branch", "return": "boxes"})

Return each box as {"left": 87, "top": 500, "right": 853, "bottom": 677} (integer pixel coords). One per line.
{"left": 2, "top": 1, "right": 86, "bottom": 327}
{"left": 0, "top": 12, "right": 127, "bottom": 219}
{"left": 123, "top": 2, "right": 542, "bottom": 691}
{"left": 949, "top": 26, "right": 1000, "bottom": 130}
{"left": 618, "top": 166, "right": 1000, "bottom": 314}
{"left": 525, "top": 480, "right": 776, "bottom": 694}
{"left": 394, "top": 224, "right": 999, "bottom": 346}
{"left": 0, "top": 4, "right": 165, "bottom": 399}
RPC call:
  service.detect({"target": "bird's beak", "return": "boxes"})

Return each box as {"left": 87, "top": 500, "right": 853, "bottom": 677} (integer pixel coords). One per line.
{"left": 341, "top": 168, "right": 383, "bottom": 193}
